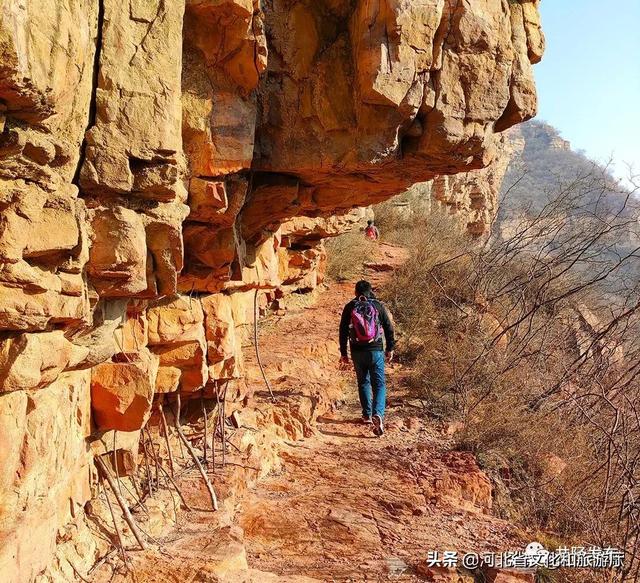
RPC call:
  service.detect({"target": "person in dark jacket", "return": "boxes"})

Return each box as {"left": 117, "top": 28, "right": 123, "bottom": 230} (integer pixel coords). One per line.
{"left": 339, "top": 280, "right": 395, "bottom": 436}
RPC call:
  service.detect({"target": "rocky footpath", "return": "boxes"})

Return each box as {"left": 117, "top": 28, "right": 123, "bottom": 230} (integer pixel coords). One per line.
{"left": 85, "top": 248, "right": 533, "bottom": 583}
{"left": 0, "top": 0, "right": 543, "bottom": 580}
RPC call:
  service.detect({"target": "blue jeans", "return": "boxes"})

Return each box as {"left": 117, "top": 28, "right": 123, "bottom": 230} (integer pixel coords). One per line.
{"left": 351, "top": 350, "right": 386, "bottom": 419}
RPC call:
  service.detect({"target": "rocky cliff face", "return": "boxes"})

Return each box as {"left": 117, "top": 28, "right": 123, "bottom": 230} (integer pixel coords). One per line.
{"left": 374, "top": 129, "right": 525, "bottom": 237}
{"left": 429, "top": 129, "right": 526, "bottom": 235}
{"left": 0, "top": 0, "right": 543, "bottom": 579}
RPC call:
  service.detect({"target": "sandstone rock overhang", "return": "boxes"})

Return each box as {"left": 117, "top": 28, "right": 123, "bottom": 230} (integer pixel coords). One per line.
{"left": 0, "top": 0, "right": 543, "bottom": 579}
{"left": 252, "top": 0, "right": 544, "bottom": 198}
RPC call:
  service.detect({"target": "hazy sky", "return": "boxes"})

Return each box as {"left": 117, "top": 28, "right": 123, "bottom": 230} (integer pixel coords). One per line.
{"left": 534, "top": 1, "right": 640, "bottom": 184}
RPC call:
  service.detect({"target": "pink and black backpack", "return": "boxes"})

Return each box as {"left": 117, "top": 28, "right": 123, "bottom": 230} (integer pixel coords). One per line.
{"left": 350, "top": 296, "right": 383, "bottom": 344}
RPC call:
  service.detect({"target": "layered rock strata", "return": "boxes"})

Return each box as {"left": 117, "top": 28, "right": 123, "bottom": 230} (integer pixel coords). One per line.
{"left": 0, "top": 0, "right": 543, "bottom": 579}
{"left": 430, "top": 130, "right": 526, "bottom": 235}
{"left": 376, "top": 130, "right": 525, "bottom": 237}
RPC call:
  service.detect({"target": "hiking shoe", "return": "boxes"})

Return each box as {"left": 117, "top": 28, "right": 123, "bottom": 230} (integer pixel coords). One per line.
{"left": 362, "top": 415, "right": 373, "bottom": 424}
{"left": 372, "top": 414, "right": 384, "bottom": 436}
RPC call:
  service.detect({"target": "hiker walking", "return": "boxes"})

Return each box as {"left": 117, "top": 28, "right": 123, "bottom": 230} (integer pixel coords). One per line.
{"left": 339, "top": 280, "right": 395, "bottom": 436}
{"left": 364, "top": 219, "right": 380, "bottom": 241}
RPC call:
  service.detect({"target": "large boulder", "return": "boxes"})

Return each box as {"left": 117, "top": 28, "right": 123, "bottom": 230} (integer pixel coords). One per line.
{"left": 147, "top": 295, "right": 208, "bottom": 392}
{"left": 202, "top": 293, "right": 244, "bottom": 382}
{"left": 91, "top": 351, "right": 159, "bottom": 432}
{"left": 0, "top": 331, "right": 75, "bottom": 392}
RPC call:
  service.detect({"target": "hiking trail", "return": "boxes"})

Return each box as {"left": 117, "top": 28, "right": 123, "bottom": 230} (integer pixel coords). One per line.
{"left": 93, "top": 243, "right": 527, "bottom": 583}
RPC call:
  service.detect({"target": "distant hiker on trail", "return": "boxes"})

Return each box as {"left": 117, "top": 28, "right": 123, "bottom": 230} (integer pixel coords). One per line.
{"left": 364, "top": 219, "right": 380, "bottom": 241}
{"left": 339, "top": 280, "right": 395, "bottom": 436}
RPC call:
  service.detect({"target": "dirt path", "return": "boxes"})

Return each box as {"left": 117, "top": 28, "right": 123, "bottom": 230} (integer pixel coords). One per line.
{"left": 235, "top": 243, "right": 524, "bottom": 581}
{"left": 93, "top": 243, "right": 525, "bottom": 583}
{"left": 237, "top": 398, "right": 522, "bottom": 582}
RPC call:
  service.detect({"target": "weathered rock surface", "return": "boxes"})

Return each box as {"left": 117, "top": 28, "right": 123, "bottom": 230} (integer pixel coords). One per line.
{"left": 91, "top": 350, "right": 159, "bottom": 432}
{"left": 0, "top": 331, "right": 75, "bottom": 392}
{"left": 378, "top": 129, "right": 525, "bottom": 237}
{"left": 0, "top": 0, "right": 543, "bottom": 578}
{"left": 430, "top": 130, "right": 526, "bottom": 235}
{"left": 0, "top": 371, "right": 92, "bottom": 583}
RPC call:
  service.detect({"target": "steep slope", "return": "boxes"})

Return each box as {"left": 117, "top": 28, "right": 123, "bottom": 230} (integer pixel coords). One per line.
{"left": 495, "top": 119, "right": 640, "bottom": 287}
{"left": 499, "top": 120, "right": 635, "bottom": 218}
{"left": 0, "top": 1, "right": 544, "bottom": 580}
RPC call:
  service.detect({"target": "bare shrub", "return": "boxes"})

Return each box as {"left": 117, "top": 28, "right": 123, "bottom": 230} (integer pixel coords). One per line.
{"left": 382, "top": 166, "right": 640, "bottom": 582}
{"left": 324, "top": 231, "right": 376, "bottom": 282}
{"left": 372, "top": 183, "right": 433, "bottom": 246}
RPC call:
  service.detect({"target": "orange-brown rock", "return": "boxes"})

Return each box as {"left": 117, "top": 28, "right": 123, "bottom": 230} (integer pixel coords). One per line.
{"left": 245, "top": 0, "right": 544, "bottom": 234}
{"left": 91, "top": 351, "right": 158, "bottom": 432}
{"left": 79, "top": 0, "right": 184, "bottom": 199}
{"left": 147, "top": 296, "right": 204, "bottom": 345}
{"left": 416, "top": 565, "right": 475, "bottom": 582}
{"left": 202, "top": 293, "right": 244, "bottom": 381}
{"left": 152, "top": 341, "right": 208, "bottom": 393}
{"left": 484, "top": 568, "right": 535, "bottom": 583}
{"left": 0, "top": 0, "right": 544, "bottom": 578}
{"left": 1, "top": 0, "right": 545, "bottom": 325}
{"left": 188, "top": 179, "right": 230, "bottom": 223}
{"left": 182, "top": 0, "right": 267, "bottom": 177}
{"left": 0, "top": 180, "right": 91, "bottom": 331}
{"left": 0, "top": 330, "right": 78, "bottom": 392}
{"left": 87, "top": 206, "right": 149, "bottom": 297}
{"left": 155, "top": 365, "right": 182, "bottom": 394}
{"left": 147, "top": 295, "right": 208, "bottom": 391}
{"left": 421, "top": 452, "right": 494, "bottom": 514}
{"left": 0, "top": 371, "right": 92, "bottom": 583}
